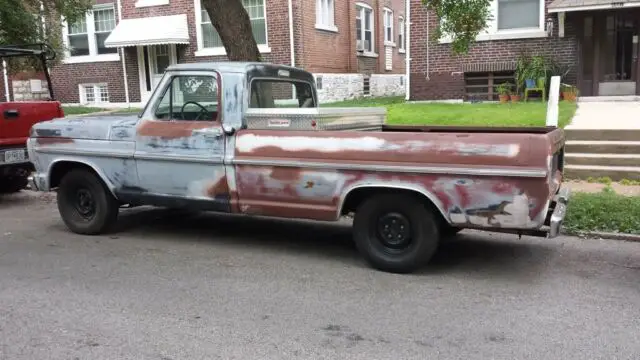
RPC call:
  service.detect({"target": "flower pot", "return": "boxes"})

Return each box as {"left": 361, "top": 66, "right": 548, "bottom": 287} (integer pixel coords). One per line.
{"left": 563, "top": 92, "right": 576, "bottom": 102}
{"left": 510, "top": 94, "right": 521, "bottom": 103}
{"left": 499, "top": 94, "right": 509, "bottom": 103}
{"left": 525, "top": 79, "right": 536, "bottom": 88}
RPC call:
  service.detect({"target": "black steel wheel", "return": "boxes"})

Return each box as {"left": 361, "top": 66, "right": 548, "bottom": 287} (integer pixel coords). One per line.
{"left": 353, "top": 193, "right": 441, "bottom": 274}
{"left": 57, "top": 169, "right": 119, "bottom": 235}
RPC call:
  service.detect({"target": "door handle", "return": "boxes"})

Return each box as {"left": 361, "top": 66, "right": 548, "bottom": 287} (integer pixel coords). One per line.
{"left": 3, "top": 109, "right": 19, "bottom": 119}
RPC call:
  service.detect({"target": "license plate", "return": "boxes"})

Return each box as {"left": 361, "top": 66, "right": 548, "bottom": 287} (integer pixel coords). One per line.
{"left": 4, "top": 149, "right": 26, "bottom": 163}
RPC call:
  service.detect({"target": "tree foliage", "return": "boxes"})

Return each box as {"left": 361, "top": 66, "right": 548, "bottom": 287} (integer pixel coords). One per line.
{"left": 421, "top": 0, "right": 492, "bottom": 54}
{"left": 0, "top": 0, "right": 92, "bottom": 71}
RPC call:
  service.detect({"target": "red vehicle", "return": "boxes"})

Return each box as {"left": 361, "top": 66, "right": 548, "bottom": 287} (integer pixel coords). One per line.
{"left": 0, "top": 44, "right": 64, "bottom": 193}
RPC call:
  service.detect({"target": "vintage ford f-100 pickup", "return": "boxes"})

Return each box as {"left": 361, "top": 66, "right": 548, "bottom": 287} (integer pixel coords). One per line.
{"left": 26, "top": 62, "right": 570, "bottom": 273}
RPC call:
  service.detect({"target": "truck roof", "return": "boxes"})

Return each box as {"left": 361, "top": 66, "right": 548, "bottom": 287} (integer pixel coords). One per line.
{"left": 165, "top": 61, "right": 315, "bottom": 83}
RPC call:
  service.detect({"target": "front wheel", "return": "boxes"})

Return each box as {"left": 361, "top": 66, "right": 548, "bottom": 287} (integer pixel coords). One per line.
{"left": 353, "top": 193, "right": 441, "bottom": 274}
{"left": 57, "top": 169, "right": 119, "bottom": 235}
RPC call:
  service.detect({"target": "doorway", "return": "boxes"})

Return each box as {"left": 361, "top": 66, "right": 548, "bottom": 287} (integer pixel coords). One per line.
{"left": 600, "top": 13, "right": 639, "bottom": 95}
{"left": 137, "top": 44, "right": 177, "bottom": 104}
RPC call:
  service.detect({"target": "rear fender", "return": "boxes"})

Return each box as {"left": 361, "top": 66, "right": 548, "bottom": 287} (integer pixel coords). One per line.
{"left": 337, "top": 183, "right": 451, "bottom": 225}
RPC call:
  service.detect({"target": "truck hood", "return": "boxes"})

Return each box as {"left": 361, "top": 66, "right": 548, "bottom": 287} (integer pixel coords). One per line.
{"left": 31, "top": 114, "right": 139, "bottom": 142}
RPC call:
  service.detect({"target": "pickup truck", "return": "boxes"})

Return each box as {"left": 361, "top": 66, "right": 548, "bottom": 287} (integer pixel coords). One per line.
{"left": 26, "top": 62, "right": 570, "bottom": 274}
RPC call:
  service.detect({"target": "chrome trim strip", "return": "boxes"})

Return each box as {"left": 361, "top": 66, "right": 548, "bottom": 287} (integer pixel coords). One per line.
{"left": 232, "top": 158, "right": 548, "bottom": 178}
{"left": 134, "top": 152, "right": 224, "bottom": 164}
{"left": 34, "top": 147, "right": 132, "bottom": 159}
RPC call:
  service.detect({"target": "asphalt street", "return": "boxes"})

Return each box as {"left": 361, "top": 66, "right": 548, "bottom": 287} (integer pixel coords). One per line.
{"left": 1, "top": 191, "right": 639, "bottom": 360}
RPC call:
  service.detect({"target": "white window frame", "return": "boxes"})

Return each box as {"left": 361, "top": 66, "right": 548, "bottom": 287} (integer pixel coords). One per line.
{"left": 194, "top": 0, "right": 271, "bottom": 57}
{"left": 356, "top": 2, "right": 376, "bottom": 57}
{"left": 61, "top": 4, "right": 120, "bottom": 64}
{"left": 439, "top": 0, "right": 546, "bottom": 44}
{"left": 316, "top": 0, "right": 337, "bottom": 32}
{"left": 398, "top": 16, "right": 405, "bottom": 53}
{"left": 79, "top": 83, "right": 110, "bottom": 105}
{"left": 383, "top": 7, "right": 394, "bottom": 46}
{"left": 135, "top": 0, "right": 170, "bottom": 8}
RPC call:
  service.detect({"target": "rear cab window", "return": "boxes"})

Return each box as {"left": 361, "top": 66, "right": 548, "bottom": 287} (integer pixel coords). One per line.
{"left": 249, "top": 79, "right": 316, "bottom": 109}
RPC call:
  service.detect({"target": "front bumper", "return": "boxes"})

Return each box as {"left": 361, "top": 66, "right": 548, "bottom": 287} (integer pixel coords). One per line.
{"left": 547, "top": 187, "right": 571, "bottom": 238}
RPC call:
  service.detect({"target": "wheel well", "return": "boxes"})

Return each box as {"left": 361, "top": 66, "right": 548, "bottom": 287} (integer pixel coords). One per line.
{"left": 49, "top": 161, "right": 100, "bottom": 189}
{"left": 340, "top": 187, "right": 450, "bottom": 226}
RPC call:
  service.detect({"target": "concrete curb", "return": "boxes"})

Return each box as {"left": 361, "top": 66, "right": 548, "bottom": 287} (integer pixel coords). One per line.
{"left": 564, "top": 230, "right": 640, "bottom": 242}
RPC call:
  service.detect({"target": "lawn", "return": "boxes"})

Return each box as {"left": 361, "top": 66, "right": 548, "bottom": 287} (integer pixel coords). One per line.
{"left": 564, "top": 187, "right": 640, "bottom": 235}
{"left": 322, "top": 96, "right": 578, "bottom": 128}
{"left": 62, "top": 106, "right": 108, "bottom": 115}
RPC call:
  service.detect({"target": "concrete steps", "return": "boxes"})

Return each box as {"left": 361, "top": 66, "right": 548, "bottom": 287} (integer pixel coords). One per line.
{"left": 564, "top": 165, "right": 640, "bottom": 181}
{"left": 563, "top": 128, "right": 640, "bottom": 181}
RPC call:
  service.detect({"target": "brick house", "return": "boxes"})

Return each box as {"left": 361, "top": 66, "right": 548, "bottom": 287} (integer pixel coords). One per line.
{"left": 406, "top": 0, "right": 640, "bottom": 101}
{"left": 42, "top": 0, "right": 408, "bottom": 106}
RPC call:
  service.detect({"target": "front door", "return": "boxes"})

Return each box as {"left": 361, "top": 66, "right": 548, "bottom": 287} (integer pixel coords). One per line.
{"left": 137, "top": 44, "right": 177, "bottom": 104}
{"left": 131, "top": 70, "right": 229, "bottom": 212}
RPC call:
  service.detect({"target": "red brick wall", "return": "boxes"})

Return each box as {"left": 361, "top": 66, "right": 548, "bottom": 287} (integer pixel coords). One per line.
{"left": 122, "top": 0, "right": 293, "bottom": 102}
{"left": 408, "top": 0, "right": 578, "bottom": 100}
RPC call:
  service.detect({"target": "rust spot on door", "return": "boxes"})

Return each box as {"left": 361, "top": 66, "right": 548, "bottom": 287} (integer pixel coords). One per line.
{"left": 136, "top": 119, "right": 217, "bottom": 139}
{"left": 206, "top": 177, "right": 229, "bottom": 197}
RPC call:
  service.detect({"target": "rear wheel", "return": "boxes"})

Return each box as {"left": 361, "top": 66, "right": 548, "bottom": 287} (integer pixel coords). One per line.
{"left": 56, "top": 169, "right": 119, "bottom": 235}
{"left": 353, "top": 193, "right": 441, "bottom": 274}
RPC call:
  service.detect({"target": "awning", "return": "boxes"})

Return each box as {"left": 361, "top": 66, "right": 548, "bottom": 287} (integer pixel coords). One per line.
{"left": 548, "top": 0, "right": 640, "bottom": 13}
{"left": 104, "top": 14, "right": 190, "bottom": 48}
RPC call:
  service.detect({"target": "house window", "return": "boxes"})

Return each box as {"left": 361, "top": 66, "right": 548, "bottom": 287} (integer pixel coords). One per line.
{"left": 200, "top": 0, "right": 267, "bottom": 49}
{"left": 497, "top": 0, "right": 540, "bottom": 30}
{"left": 316, "top": 0, "right": 336, "bottom": 30}
{"left": 65, "top": 4, "right": 118, "bottom": 60}
{"left": 383, "top": 8, "right": 393, "bottom": 44}
{"left": 68, "top": 16, "right": 89, "bottom": 56}
{"left": 80, "top": 84, "right": 109, "bottom": 104}
{"left": 93, "top": 7, "right": 117, "bottom": 54}
{"left": 398, "top": 16, "right": 405, "bottom": 52}
{"left": 356, "top": 3, "right": 374, "bottom": 53}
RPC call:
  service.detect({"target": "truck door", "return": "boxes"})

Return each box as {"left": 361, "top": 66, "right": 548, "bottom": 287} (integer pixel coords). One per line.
{"left": 131, "top": 70, "right": 230, "bottom": 212}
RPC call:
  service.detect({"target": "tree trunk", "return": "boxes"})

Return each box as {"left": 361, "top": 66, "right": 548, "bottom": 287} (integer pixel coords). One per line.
{"left": 201, "top": 0, "right": 261, "bottom": 62}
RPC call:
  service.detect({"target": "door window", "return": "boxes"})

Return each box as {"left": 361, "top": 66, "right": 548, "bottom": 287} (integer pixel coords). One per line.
{"left": 153, "top": 74, "right": 219, "bottom": 121}
{"left": 154, "top": 45, "right": 171, "bottom": 74}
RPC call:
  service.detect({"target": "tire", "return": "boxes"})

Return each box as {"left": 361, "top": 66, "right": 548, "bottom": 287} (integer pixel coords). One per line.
{"left": 353, "top": 193, "right": 441, "bottom": 274}
{"left": 56, "top": 169, "right": 119, "bottom": 235}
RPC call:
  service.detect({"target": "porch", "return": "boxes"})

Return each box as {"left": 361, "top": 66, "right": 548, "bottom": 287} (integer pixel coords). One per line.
{"left": 550, "top": 1, "right": 640, "bottom": 96}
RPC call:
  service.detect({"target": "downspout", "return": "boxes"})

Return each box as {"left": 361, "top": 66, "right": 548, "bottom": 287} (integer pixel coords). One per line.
{"left": 3, "top": 59, "right": 10, "bottom": 102}
{"left": 426, "top": 10, "right": 430, "bottom": 81}
{"left": 116, "top": 0, "right": 130, "bottom": 107}
{"left": 404, "top": 0, "right": 410, "bottom": 100}
{"left": 288, "top": 0, "right": 296, "bottom": 100}
{"left": 288, "top": 0, "right": 295, "bottom": 67}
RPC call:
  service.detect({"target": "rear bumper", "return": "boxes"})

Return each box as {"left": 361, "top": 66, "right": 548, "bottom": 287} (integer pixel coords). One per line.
{"left": 27, "top": 173, "right": 47, "bottom": 192}
{"left": 547, "top": 187, "right": 571, "bottom": 238}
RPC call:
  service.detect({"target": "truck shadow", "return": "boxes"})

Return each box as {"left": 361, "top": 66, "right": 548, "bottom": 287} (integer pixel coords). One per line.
{"left": 113, "top": 207, "right": 556, "bottom": 279}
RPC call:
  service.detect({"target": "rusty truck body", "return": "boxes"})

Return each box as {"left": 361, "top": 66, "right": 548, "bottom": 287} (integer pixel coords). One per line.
{"left": 26, "top": 62, "right": 570, "bottom": 273}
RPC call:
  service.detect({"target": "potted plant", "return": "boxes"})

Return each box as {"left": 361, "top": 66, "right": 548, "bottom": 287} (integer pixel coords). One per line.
{"left": 562, "top": 84, "right": 578, "bottom": 102}
{"left": 496, "top": 82, "right": 511, "bottom": 103}
{"left": 526, "top": 55, "right": 547, "bottom": 89}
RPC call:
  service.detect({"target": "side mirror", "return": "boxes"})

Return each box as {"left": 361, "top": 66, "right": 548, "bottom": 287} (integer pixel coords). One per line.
{"left": 222, "top": 124, "right": 236, "bottom": 136}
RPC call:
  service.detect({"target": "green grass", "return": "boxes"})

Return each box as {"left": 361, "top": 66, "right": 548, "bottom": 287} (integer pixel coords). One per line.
{"left": 62, "top": 106, "right": 107, "bottom": 115}
{"left": 322, "top": 96, "right": 578, "bottom": 128}
{"left": 564, "top": 187, "right": 640, "bottom": 235}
